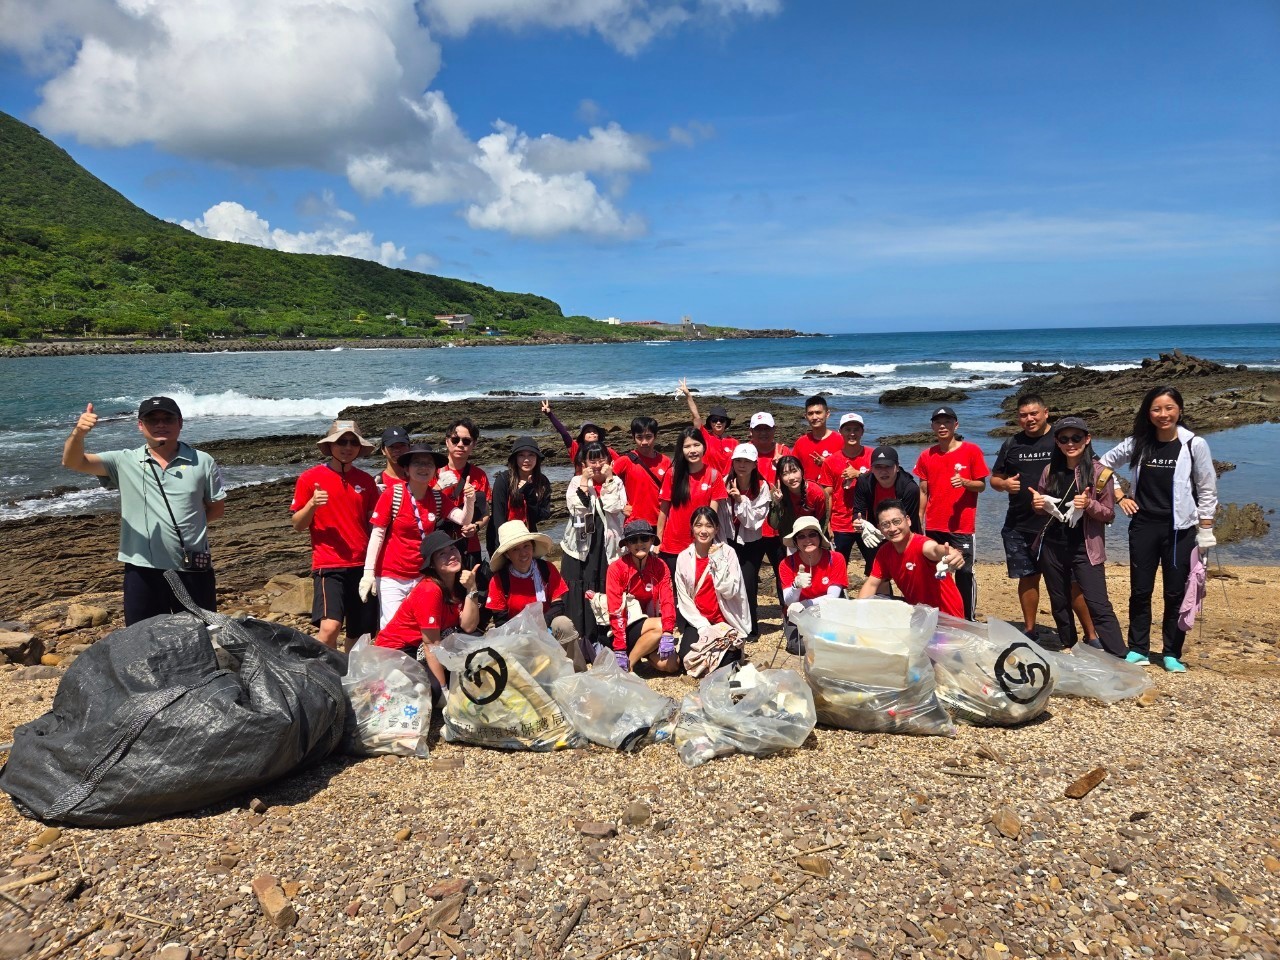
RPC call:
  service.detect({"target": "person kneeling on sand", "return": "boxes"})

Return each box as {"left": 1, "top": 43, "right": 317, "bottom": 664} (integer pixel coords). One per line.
{"left": 289, "top": 419, "right": 380, "bottom": 649}
{"left": 375, "top": 531, "right": 482, "bottom": 697}
{"left": 777, "top": 515, "right": 847, "bottom": 655}
{"left": 858, "top": 500, "right": 965, "bottom": 618}
{"left": 675, "top": 507, "right": 750, "bottom": 677}
{"left": 486, "top": 520, "right": 587, "bottom": 671}
{"left": 605, "top": 520, "right": 680, "bottom": 674}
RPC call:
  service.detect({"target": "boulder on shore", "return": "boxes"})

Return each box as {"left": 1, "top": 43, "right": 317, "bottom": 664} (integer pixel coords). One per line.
{"left": 878, "top": 387, "right": 970, "bottom": 406}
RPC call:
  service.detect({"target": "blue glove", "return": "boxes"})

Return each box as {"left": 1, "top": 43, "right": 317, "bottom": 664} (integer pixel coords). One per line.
{"left": 658, "top": 633, "right": 677, "bottom": 659}
{"left": 614, "top": 649, "right": 631, "bottom": 671}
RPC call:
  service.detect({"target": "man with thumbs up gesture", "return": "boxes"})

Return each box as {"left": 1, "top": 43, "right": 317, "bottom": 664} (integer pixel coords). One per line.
{"left": 290, "top": 420, "right": 380, "bottom": 648}
{"left": 62, "top": 396, "right": 227, "bottom": 625}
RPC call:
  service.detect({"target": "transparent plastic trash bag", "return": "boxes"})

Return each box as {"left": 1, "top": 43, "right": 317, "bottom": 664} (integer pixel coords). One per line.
{"left": 793, "top": 598, "right": 955, "bottom": 737}
{"left": 674, "top": 662, "right": 816, "bottom": 767}
{"left": 552, "top": 649, "right": 678, "bottom": 750}
{"left": 341, "top": 635, "right": 433, "bottom": 758}
{"left": 1039, "top": 642, "right": 1153, "bottom": 703}
{"left": 435, "top": 603, "right": 584, "bottom": 751}
{"left": 928, "top": 615, "right": 1054, "bottom": 726}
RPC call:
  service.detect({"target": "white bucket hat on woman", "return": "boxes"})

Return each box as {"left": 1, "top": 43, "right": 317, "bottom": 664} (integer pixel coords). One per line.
{"left": 489, "top": 520, "right": 555, "bottom": 571}
{"left": 784, "top": 514, "right": 831, "bottom": 551}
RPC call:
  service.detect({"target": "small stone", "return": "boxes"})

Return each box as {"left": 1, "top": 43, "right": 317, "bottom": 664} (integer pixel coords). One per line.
{"left": 621, "top": 801, "right": 652, "bottom": 826}
{"left": 796, "top": 855, "right": 833, "bottom": 879}
{"left": 0, "top": 933, "right": 35, "bottom": 960}
{"left": 344, "top": 900, "right": 361, "bottom": 918}
{"left": 0, "top": 630, "right": 43, "bottom": 666}
{"left": 393, "top": 826, "right": 412, "bottom": 843}
{"left": 740, "top": 874, "right": 763, "bottom": 890}
{"left": 156, "top": 946, "right": 190, "bottom": 960}
{"left": 1129, "top": 811, "right": 1151, "bottom": 822}
{"left": 40, "top": 653, "right": 62, "bottom": 667}
{"left": 432, "top": 757, "right": 465, "bottom": 770}
{"left": 577, "top": 820, "right": 617, "bottom": 839}
{"left": 421, "top": 877, "right": 469, "bottom": 900}
{"left": 1136, "top": 689, "right": 1161, "bottom": 707}
{"left": 1263, "top": 855, "right": 1280, "bottom": 873}
{"left": 100, "top": 944, "right": 127, "bottom": 958}
{"left": 66, "top": 603, "right": 109, "bottom": 629}
{"left": 248, "top": 798, "right": 268, "bottom": 815}
{"left": 252, "top": 876, "right": 297, "bottom": 928}
{"left": 991, "top": 806, "right": 1022, "bottom": 840}
{"left": 391, "top": 883, "right": 407, "bottom": 907}
{"left": 29, "top": 826, "right": 62, "bottom": 849}
{"left": 281, "top": 881, "right": 301, "bottom": 898}
{"left": 1065, "top": 767, "right": 1108, "bottom": 799}
{"left": 11, "top": 665, "right": 60, "bottom": 681}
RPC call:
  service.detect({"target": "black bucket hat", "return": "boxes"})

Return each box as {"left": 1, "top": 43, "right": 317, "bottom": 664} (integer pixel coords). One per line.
{"left": 397, "top": 444, "right": 447, "bottom": 469}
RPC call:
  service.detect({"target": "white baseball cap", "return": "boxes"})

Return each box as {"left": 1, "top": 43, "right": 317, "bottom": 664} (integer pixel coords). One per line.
{"left": 839, "top": 413, "right": 864, "bottom": 428}
{"left": 731, "top": 443, "right": 759, "bottom": 462}
{"left": 749, "top": 412, "right": 775, "bottom": 429}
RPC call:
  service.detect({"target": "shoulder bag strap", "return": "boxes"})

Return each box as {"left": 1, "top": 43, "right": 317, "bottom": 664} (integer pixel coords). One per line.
{"left": 147, "top": 459, "right": 189, "bottom": 555}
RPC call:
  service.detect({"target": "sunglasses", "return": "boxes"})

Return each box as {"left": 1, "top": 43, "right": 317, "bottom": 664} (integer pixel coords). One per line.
{"left": 333, "top": 437, "right": 361, "bottom": 447}
{"left": 625, "top": 535, "right": 654, "bottom": 544}
{"left": 1056, "top": 433, "right": 1086, "bottom": 445}
{"left": 795, "top": 530, "right": 821, "bottom": 540}
{"left": 448, "top": 435, "right": 474, "bottom": 446}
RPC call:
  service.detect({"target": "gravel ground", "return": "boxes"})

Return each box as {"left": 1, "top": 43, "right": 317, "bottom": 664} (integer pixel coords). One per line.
{"left": 1, "top": 564, "right": 1278, "bottom": 960}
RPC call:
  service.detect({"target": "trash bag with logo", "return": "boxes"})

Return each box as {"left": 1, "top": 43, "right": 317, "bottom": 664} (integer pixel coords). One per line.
{"left": 673, "top": 662, "right": 816, "bottom": 767}
{"left": 793, "top": 598, "right": 955, "bottom": 737}
{"left": 0, "top": 574, "right": 346, "bottom": 827}
{"left": 552, "top": 648, "right": 678, "bottom": 751}
{"left": 1038, "top": 643, "right": 1153, "bottom": 703}
{"left": 435, "top": 603, "right": 583, "bottom": 751}
{"left": 928, "top": 614, "right": 1054, "bottom": 726}
{"left": 341, "top": 635, "right": 433, "bottom": 758}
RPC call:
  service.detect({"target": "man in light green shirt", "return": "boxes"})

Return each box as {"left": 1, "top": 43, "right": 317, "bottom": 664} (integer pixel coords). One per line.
{"left": 62, "top": 396, "right": 226, "bottom": 624}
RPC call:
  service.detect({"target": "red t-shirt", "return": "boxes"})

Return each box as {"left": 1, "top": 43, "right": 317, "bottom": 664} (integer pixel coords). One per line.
{"left": 370, "top": 486, "right": 459, "bottom": 579}
{"left": 290, "top": 464, "right": 379, "bottom": 569}
{"left": 436, "top": 462, "right": 489, "bottom": 554}
{"left": 778, "top": 480, "right": 827, "bottom": 537}
{"left": 778, "top": 549, "right": 849, "bottom": 601}
{"left": 820, "top": 448, "right": 873, "bottom": 533}
{"left": 378, "top": 468, "right": 405, "bottom": 492}
{"left": 792, "top": 431, "right": 843, "bottom": 482}
{"left": 873, "top": 481, "right": 897, "bottom": 512}
{"left": 485, "top": 561, "right": 568, "bottom": 618}
{"left": 870, "top": 534, "right": 965, "bottom": 618}
{"left": 375, "top": 578, "right": 462, "bottom": 653}
{"left": 699, "top": 426, "right": 739, "bottom": 477}
{"left": 693, "top": 555, "right": 726, "bottom": 624}
{"left": 612, "top": 451, "right": 672, "bottom": 525}
{"left": 605, "top": 554, "right": 676, "bottom": 651}
{"left": 913, "top": 441, "right": 990, "bottom": 535}
{"left": 658, "top": 466, "right": 727, "bottom": 555}
{"left": 755, "top": 443, "right": 790, "bottom": 537}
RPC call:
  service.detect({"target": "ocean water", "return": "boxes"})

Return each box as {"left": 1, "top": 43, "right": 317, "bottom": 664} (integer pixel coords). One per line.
{"left": 3, "top": 323, "right": 1277, "bottom": 561}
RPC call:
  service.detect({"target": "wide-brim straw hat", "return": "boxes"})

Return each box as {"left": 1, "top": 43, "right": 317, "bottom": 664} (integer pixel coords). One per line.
{"left": 784, "top": 515, "right": 831, "bottom": 552}
{"left": 489, "top": 520, "right": 554, "bottom": 571}
{"left": 317, "top": 419, "right": 374, "bottom": 456}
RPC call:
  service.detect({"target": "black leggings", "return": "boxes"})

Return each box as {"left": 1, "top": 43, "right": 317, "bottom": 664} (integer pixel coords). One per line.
{"left": 731, "top": 539, "right": 768, "bottom": 637}
{"left": 1127, "top": 514, "right": 1195, "bottom": 660}
{"left": 1037, "top": 536, "right": 1124, "bottom": 656}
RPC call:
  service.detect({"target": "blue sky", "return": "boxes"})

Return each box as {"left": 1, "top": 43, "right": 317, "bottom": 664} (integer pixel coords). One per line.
{"left": 2, "top": 1, "right": 1277, "bottom": 331}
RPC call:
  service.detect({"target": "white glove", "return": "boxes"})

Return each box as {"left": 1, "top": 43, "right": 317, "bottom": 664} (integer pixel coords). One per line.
{"left": 860, "top": 523, "right": 883, "bottom": 549}
{"left": 359, "top": 572, "right": 377, "bottom": 601}
{"left": 1196, "top": 527, "right": 1216, "bottom": 551}
{"left": 793, "top": 569, "right": 812, "bottom": 590}
{"left": 935, "top": 557, "right": 950, "bottom": 580}
{"left": 787, "top": 602, "right": 807, "bottom": 620}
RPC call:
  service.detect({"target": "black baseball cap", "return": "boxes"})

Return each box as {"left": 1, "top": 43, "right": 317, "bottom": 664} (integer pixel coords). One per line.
{"left": 380, "top": 426, "right": 410, "bottom": 452}
{"left": 871, "top": 446, "right": 899, "bottom": 466}
{"left": 138, "top": 396, "right": 181, "bottom": 419}
{"left": 930, "top": 406, "right": 958, "bottom": 421}
{"left": 1052, "top": 416, "right": 1090, "bottom": 436}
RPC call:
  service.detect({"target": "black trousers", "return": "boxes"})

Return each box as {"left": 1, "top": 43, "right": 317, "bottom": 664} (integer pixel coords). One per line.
{"left": 1127, "top": 514, "right": 1195, "bottom": 660}
{"left": 731, "top": 538, "right": 768, "bottom": 638}
{"left": 123, "top": 564, "right": 216, "bottom": 626}
{"left": 926, "top": 530, "right": 975, "bottom": 620}
{"left": 1036, "top": 535, "right": 1125, "bottom": 656}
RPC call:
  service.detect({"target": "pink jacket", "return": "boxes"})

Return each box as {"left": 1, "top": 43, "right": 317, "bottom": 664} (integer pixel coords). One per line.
{"left": 1033, "top": 460, "right": 1116, "bottom": 567}
{"left": 1178, "top": 547, "right": 1207, "bottom": 632}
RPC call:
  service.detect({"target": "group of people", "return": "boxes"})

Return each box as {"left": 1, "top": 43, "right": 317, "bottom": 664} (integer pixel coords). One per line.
{"left": 61, "top": 380, "right": 1219, "bottom": 681}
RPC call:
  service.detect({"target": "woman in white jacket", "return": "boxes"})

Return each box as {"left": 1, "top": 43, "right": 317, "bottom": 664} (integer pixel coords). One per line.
{"left": 1098, "top": 385, "right": 1218, "bottom": 673}
{"left": 560, "top": 442, "right": 628, "bottom": 655}
{"left": 675, "top": 506, "right": 751, "bottom": 676}
{"left": 724, "top": 442, "right": 772, "bottom": 642}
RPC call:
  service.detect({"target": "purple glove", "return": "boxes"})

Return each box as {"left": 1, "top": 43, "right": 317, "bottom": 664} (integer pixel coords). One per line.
{"left": 614, "top": 649, "right": 631, "bottom": 672}
{"left": 658, "top": 633, "right": 677, "bottom": 659}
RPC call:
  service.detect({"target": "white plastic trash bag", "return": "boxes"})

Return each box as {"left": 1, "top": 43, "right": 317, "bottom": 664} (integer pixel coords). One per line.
{"left": 435, "top": 604, "right": 584, "bottom": 751}
{"left": 1039, "top": 643, "right": 1153, "bottom": 703}
{"left": 928, "top": 615, "right": 1054, "bottom": 726}
{"left": 552, "top": 649, "right": 678, "bottom": 750}
{"left": 674, "top": 662, "right": 816, "bottom": 767}
{"left": 341, "top": 635, "right": 433, "bottom": 758}
{"left": 794, "top": 598, "right": 955, "bottom": 737}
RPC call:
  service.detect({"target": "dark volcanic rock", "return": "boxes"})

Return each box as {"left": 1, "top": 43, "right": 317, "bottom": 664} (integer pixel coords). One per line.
{"left": 995, "top": 351, "right": 1280, "bottom": 438}
{"left": 740, "top": 387, "right": 801, "bottom": 398}
{"left": 1215, "top": 503, "right": 1270, "bottom": 545}
{"left": 875, "top": 431, "right": 937, "bottom": 445}
{"left": 878, "top": 387, "right": 970, "bottom": 406}
{"left": 1021, "top": 361, "right": 1076, "bottom": 373}
{"left": 804, "top": 368, "right": 865, "bottom": 378}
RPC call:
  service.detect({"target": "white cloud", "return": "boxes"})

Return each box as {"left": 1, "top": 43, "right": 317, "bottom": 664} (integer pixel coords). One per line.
{"left": 180, "top": 201, "right": 407, "bottom": 267}
{"left": 420, "top": 0, "right": 778, "bottom": 54}
{"left": 2, "top": 0, "right": 736, "bottom": 239}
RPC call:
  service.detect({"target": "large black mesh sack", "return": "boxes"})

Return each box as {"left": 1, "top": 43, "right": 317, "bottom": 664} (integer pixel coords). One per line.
{"left": 0, "top": 576, "right": 347, "bottom": 827}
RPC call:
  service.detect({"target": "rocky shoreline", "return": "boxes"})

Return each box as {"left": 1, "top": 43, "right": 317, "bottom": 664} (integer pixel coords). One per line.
{"left": 0, "top": 329, "right": 806, "bottom": 360}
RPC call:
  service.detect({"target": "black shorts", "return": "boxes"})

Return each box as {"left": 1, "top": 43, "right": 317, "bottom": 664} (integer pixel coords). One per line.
{"left": 1000, "top": 526, "right": 1039, "bottom": 579}
{"left": 926, "top": 531, "right": 974, "bottom": 574}
{"left": 312, "top": 568, "right": 374, "bottom": 637}
{"left": 625, "top": 619, "right": 646, "bottom": 651}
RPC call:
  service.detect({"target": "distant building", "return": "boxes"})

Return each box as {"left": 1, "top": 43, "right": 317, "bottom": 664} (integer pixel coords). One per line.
{"left": 435, "top": 313, "right": 474, "bottom": 332}
{"left": 596, "top": 316, "right": 623, "bottom": 325}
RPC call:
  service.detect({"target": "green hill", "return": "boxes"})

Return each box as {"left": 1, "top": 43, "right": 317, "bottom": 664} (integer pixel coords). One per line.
{"left": 0, "top": 110, "right": 620, "bottom": 342}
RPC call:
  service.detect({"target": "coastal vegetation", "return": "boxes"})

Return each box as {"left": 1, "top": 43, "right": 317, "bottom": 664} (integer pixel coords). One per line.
{"left": 0, "top": 111, "right": 743, "bottom": 346}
